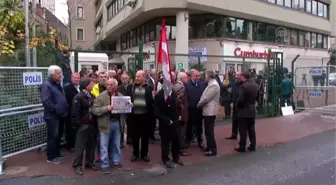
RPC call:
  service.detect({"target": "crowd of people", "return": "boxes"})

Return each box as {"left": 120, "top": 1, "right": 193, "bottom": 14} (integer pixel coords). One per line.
{"left": 40, "top": 65, "right": 260, "bottom": 176}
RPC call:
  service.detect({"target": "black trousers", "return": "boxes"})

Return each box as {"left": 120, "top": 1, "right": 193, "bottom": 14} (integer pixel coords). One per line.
{"left": 223, "top": 102, "right": 231, "bottom": 118}
{"left": 159, "top": 121, "right": 180, "bottom": 162}
{"left": 238, "top": 117, "right": 256, "bottom": 148}
{"left": 178, "top": 121, "right": 187, "bottom": 150}
{"left": 204, "top": 116, "right": 217, "bottom": 153}
{"left": 46, "top": 117, "right": 64, "bottom": 160}
{"left": 73, "top": 124, "right": 97, "bottom": 168}
{"left": 149, "top": 116, "right": 157, "bottom": 139}
{"left": 231, "top": 118, "right": 239, "bottom": 137}
{"left": 65, "top": 115, "right": 76, "bottom": 149}
{"left": 186, "top": 107, "right": 203, "bottom": 144}
{"left": 130, "top": 113, "right": 150, "bottom": 157}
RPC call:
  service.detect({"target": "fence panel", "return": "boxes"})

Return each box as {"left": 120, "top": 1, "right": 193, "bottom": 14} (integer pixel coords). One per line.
{"left": 293, "top": 65, "right": 336, "bottom": 113}
{"left": 0, "top": 67, "right": 49, "bottom": 112}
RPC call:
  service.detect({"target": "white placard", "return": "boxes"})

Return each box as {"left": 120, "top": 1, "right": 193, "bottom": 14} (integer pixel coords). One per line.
{"left": 310, "top": 67, "right": 323, "bottom": 76}
{"left": 22, "top": 72, "right": 43, "bottom": 85}
{"left": 281, "top": 103, "right": 294, "bottom": 116}
{"left": 111, "top": 96, "right": 132, "bottom": 114}
{"left": 308, "top": 90, "right": 322, "bottom": 98}
{"left": 28, "top": 112, "right": 45, "bottom": 129}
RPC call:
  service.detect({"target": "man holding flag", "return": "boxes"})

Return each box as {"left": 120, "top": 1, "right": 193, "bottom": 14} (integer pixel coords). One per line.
{"left": 154, "top": 19, "right": 183, "bottom": 168}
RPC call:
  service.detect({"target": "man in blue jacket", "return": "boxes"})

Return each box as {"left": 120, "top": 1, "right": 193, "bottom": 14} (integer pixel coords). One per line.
{"left": 40, "top": 65, "right": 69, "bottom": 164}
{"left": 185, "top": 69, "right": 207, "bottom": 150}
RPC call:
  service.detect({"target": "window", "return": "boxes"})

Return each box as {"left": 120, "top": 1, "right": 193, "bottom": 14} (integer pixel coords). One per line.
{"left": 76, "top": 28, "right": 84, "bottom": 41}
{"left": 292, "top": 0, "right": 299, "bottom": 9}
{"left": 268, "top": 0, "right": 275, "bottom": 3}
{"left": 290, "top": 29, "right": 298, "bottom": 46}
{"left": 317, "top": 2, "right": 323, "bottom": 17}
{"left": 305, "top": 32, "right": 310, "bottom": 47}
{"left": 312, "top": 0, "right": 317, "bottom": 15}
{"left": 253, "top": 22, "right": 267, "bottom": 42}
{"left": 317, "top": 34, "right": 322, "bottom": 48}
{"left": 306, "top": 0, "right": 311, "bottom": 13}
{"left": 236, "top": 19, "right": 249, "bottom": 39}
{"left": 311, "top": 33, "right": 316, "bottom": 48}
{"left": 299, "top": 0, "right": 305, "bottom": 11}
{"left": 323, "top": 4, "right": 328, "bottom": 18}
{"left": 322, "top": 35, "right": 328, "bottom": 49}
{"left": 76, "top": 6, "right": 84, "bottom": 18}
{"left": 299, "top": 31, "right": 305, "bottom": 47}
{"left": 266, "top": 25, "right": 276, "bottom": 42}
{"left": 224, "top": 17, "right": 236, "bottom": 37}
{"left": 107, "top": 4, "right": 112, "bottom": 20}
{"left": 285, "top": 0, "right": 291, "bottom": 7}
{"left": 277, "top": 0, "right": 284, "bottom": 5}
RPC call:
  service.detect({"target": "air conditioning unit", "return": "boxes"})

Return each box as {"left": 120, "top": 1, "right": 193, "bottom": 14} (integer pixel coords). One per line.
{"left": 126, "top": 0, "right": 137, "bottom": 7}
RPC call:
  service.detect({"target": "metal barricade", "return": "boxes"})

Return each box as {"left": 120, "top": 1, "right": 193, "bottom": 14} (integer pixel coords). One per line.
{"left": 0, "top": 66, "right": 49, "bottom": 175}
{"left": 293, "top": 65, "right": 336, "bottom": 114}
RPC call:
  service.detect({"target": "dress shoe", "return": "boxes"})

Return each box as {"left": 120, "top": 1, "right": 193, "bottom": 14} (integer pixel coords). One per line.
{"left": 151, "top": 136, "right": 160, "bottom": 141}
{"left": 179, "top": 151, "right": 191, "bottom": 156}
{"left": 248, "top": 146, "right": 256, "bottom": 152}
{"left": 85, "top": 164, "right": 98, "bottom": 171}
{"left": 204, "top": 151, "right": 217, "bottom": 156}
{"left": 225, "top": 136, "right": 238, "bottom": 140}
{"left": 163, "top": 161, "right": 175, "bottom": 168}
{"left": 101, "top": 168, "right": 110, "bottom": 174}
{"left": 234, "top": 148, "right": 246, "bottom": 153}
{"left": 126, "top": 140, "right": 132, "bottom": 145}
{"left": 130, "top": 155, "right": 139, "bottom": 162}
{"left": 141, "top": 156, "right": 151, "bottom": 162}
{"left": 198, "top": 143, "right": 206, "bottom": 151}
{"left": 173, "top": 159, "right": 184, "bottom": 166}
{"left": 74, "top": 167, "right": 84, "bottom": 176}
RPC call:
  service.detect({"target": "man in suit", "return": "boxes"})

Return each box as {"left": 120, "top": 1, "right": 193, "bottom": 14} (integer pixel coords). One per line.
{"left": 173, "top": 72, "right": 191, "bottom": 156}
{"left": 225, "top": 72, "right": 242, "bottom": 140}
{"left": 234, "top": 72, "right": 259, "bottom": 153}
{"left": 145, "top": 69, "right": 159, "bottom": 142}
{"left": 197, "top": 70, "right": 220, "bottom": 156}
{"left": 126, "top": 70, "right": 154, "bottom": 163}
{"left": 185, "top": 69, "right": 207, "bottom": 150}
{"left": 154, "top": 86, "right": 183, "bottom": 168}
{"left": 64, "top": 72, "right": 80, "bottom": 152}
{"left": 117, "top": 73, "right": 130, "bottom": 148}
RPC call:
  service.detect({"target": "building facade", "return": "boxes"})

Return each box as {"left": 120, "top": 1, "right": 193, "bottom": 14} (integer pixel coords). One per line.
{"left": 39, "top": 0, "right": 55, "bottom": 14}
{"left": 91, "top": 0, "right": 334, "bottom": 72}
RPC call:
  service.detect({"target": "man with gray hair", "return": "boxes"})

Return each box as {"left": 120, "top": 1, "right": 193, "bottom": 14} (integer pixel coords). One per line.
{"left": 40, "top": 65, "right": 69, "bottom": 164}
{"left": 197, "top": 70, "right": 220, "bottom": 156}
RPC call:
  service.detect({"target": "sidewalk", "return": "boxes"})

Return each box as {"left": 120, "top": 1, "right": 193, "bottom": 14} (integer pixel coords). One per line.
{"left": 1, "top": 111, "right": 335, "bottom": 179}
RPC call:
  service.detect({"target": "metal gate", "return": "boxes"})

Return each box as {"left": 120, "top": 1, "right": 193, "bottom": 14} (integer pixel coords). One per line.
{"left": 293, "top": 65, "right": 336, "bottom": 114}
{"left": 0, "top": 67, "right": 49, "bottom": 174}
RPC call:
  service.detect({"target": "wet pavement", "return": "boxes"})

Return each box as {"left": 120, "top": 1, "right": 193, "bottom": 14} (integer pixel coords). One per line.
{"left": 0, "top": 111, "right": 335, "bottom": 182}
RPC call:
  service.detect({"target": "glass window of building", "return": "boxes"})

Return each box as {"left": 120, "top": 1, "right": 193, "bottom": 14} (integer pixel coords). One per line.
{"left": 268, "top": 0, "right": 275, "bottom": 3}
{"left": 144, "top": 24, "right": 149, "bottom": 42}
{"left": 285, "top": 0, "right": 291, "bottom": 7}
{"left": 306, "top": 0, "right": 312, "bottom": 13}
{"left": 292, "top": 0, "right": 299, "bottom": 9}
{"left": 298, "top": 31, "right": 305, "bottom": 47}
{"left": 236, "top": 19, "right": 248, "bottom": 39}
{"left": 290, "top": 29, "right": 298, "bottom": 46}
{"left": 266, "top": 25, "right": 276, "bottom": 42}
{"left": 312, "top": 0, "right": 317, "bottom": 15}
{"left": 311, "top": 33, "right": 316, "bottom": 48}
{"left": 299, "top": 0, "right": 305, "bottom": 10}
{"left": 277, "top": 0, "right": 284, "bottom": 6}
{"left": 305, "top": 32, "right": 311, "bottom": 47}
{"left": 317, "top": 34, "right": 322, "bottom": 48}
{"left": 149, "top": 24, "right": 155, "bottom": 41}
{"left": 253, "top": 22, "right": 267, "bottom": 42}
{"left": 317, "top": 2, "right": 324, "bottom": 17}
{"left": 224, "top": 17, "right": 236, "bottom": 37}
{"left": 322, "top": 35, "right": 328, "bottom": 49}
{"left": 323, "top": 4, "right": 328, "bottom": 18}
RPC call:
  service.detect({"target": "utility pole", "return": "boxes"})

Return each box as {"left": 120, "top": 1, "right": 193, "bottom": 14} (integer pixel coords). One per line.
{"left": 24, "top": 0, "right": 31, "bottom": 67}
{"left": 32, "top": 0, "right": 37, "bottom": 67}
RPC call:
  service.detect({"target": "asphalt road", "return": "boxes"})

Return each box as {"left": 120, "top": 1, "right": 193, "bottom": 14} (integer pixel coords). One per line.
{"left": 1, "top": 129, "right": 335, "bottom": 185}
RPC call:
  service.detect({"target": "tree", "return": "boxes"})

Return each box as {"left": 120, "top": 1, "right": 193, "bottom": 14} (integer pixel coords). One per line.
{"left": 65, "top": 0, "right": 92, "bottom": 48}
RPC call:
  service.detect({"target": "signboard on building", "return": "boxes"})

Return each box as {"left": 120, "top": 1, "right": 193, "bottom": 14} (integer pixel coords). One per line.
{"left": 189, "top": 48, "right": 207, "bottom": 62}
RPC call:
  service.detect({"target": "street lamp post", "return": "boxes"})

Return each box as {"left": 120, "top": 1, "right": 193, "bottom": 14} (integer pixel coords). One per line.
{"left": 24, "top": 0, "right": 31, "bottom": 67}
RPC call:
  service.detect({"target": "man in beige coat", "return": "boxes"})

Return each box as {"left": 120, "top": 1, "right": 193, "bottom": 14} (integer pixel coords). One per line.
{"left": 197, "top": 70, "right": 220, "bottom": 157}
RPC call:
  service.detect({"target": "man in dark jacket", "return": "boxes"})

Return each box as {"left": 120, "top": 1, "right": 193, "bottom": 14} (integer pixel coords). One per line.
{"left": 40, "top": 65, "right": 69, "bottom": 164}
{"left": 64, "top": 72, "right": 80, "bottom": 152}
{"left": 126, "top": 70, "right": 154, "bottom": 163}
{"left": 185, "top": 69, "right": 206, "bottom": 150}
{"left": 234, "top": 72, "right": 259, "bottom": 153}
{"left": 72, "top": 78, "right": 97, "bottom": 175}
{"left": 225, "top": 72, "right": 242, "bottom": 140}
{"left": 155, "top": 88, "right": 183, "bottom": 168}
{"left": 117, "top": 73, "right": 130, "bottom": 148}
